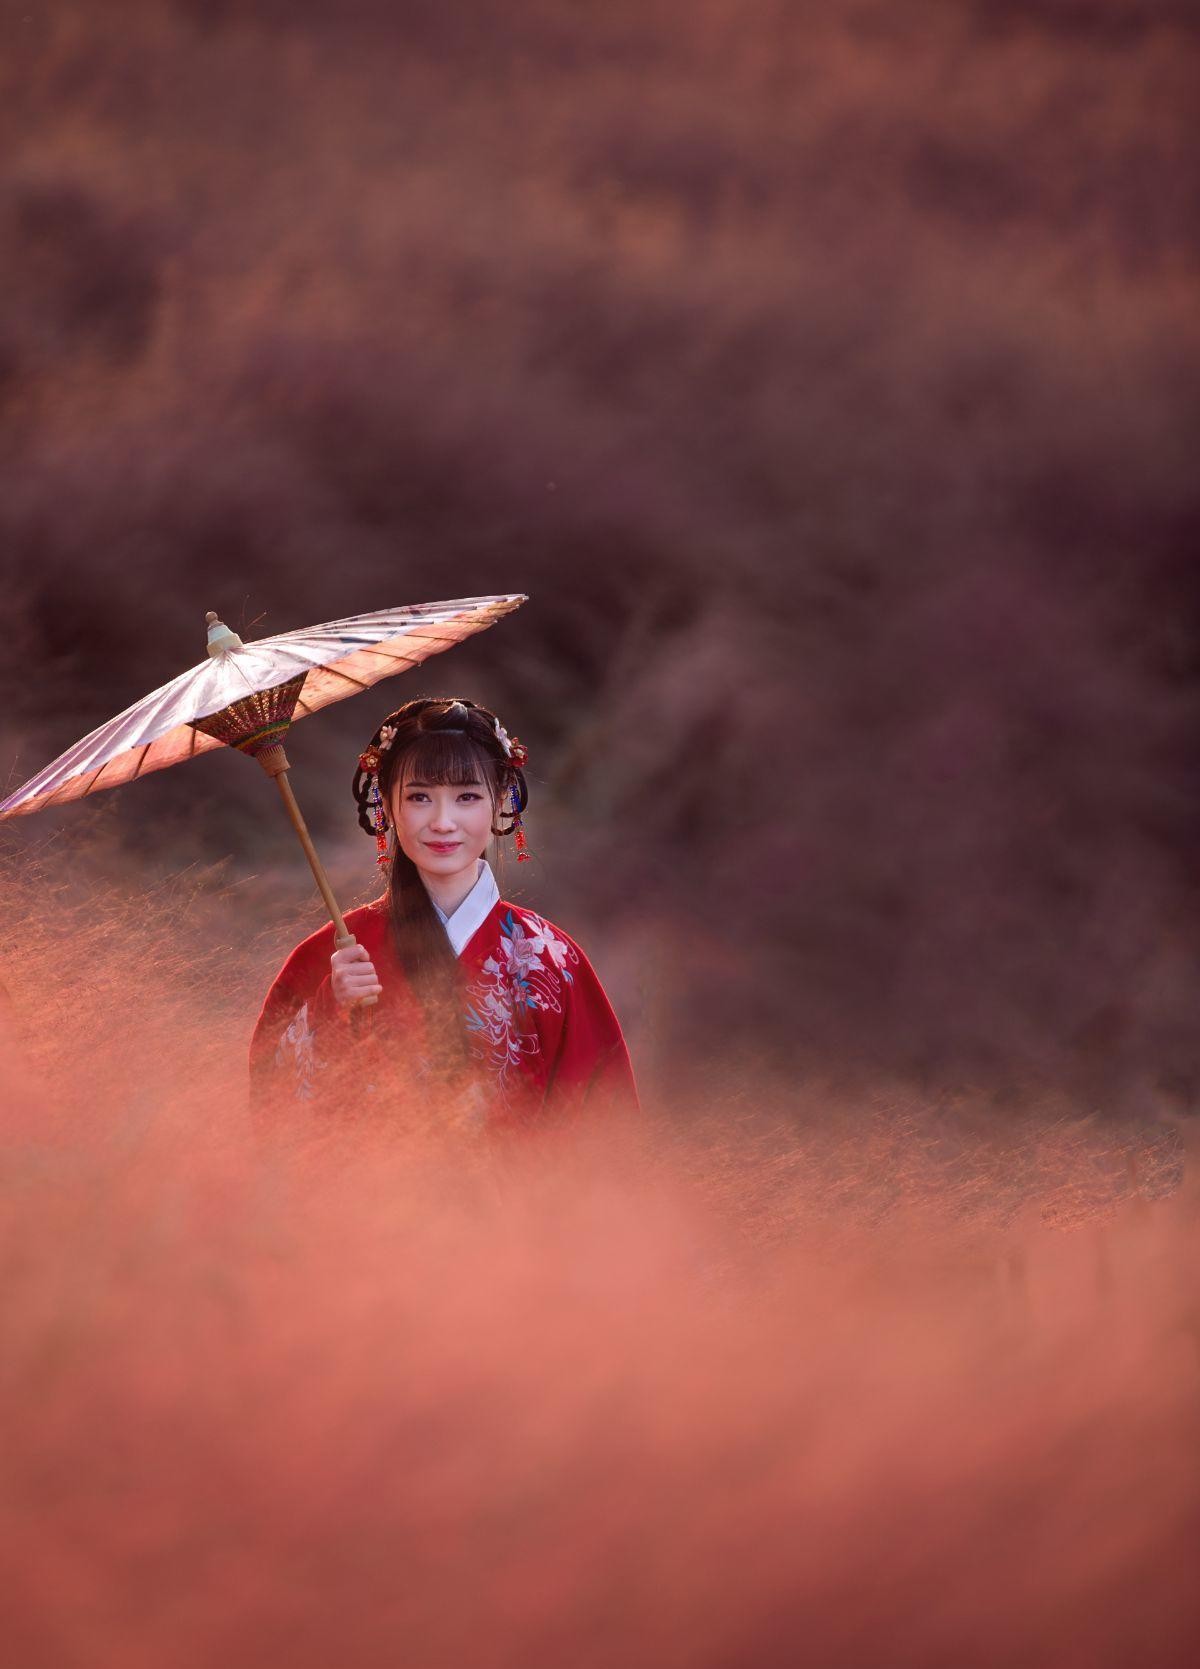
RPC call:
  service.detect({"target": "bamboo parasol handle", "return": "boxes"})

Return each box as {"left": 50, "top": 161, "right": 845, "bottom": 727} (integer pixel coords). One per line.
{"left": 256, "top": 742, "right": 378, "bottom": 1008}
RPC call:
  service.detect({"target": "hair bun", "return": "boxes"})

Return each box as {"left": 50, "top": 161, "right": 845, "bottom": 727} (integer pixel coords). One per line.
{"left": 431, "top": 699, "right": 471, "bottom": 730}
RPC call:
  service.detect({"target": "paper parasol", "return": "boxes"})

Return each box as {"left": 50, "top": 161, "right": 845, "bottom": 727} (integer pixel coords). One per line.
{"left": 0, "top": 595, "right": 527, "bottom": 984}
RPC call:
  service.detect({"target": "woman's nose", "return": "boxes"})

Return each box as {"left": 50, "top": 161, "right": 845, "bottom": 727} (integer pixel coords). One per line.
{"left": 430, "top": 800, "right": 457, "bottom": 830}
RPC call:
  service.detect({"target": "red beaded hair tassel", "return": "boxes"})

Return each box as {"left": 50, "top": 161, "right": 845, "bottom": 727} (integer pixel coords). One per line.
{"left": 510, "top": 782, "right": 531, "bottom": 862}
{"left": 370, "top": 775, "right": 390, "bottom": 871}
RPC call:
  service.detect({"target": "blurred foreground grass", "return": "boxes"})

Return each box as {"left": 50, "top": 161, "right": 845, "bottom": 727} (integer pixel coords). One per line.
{"left": 0, "top": 851, "right": 1195, "bottom": 1668}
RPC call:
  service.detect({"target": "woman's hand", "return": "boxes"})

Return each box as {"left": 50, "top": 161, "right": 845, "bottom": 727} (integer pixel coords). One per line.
{"left": 331, "top": 942, "right": 383, "bottom": 1006}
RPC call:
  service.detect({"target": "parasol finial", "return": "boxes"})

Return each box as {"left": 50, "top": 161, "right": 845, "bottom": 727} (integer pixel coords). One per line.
{"left": 205, "top": 612, "right": 245, "bottom": 658}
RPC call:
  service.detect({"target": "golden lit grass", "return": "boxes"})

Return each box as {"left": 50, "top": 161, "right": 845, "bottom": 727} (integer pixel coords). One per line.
{"left": 0, "top": 853, "right": 1196, "bottom": 1668}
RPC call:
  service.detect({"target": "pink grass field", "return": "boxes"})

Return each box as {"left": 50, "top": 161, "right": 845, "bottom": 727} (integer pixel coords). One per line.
{"left": 0, "top": 857, "right": 1196, "bottom": 1668}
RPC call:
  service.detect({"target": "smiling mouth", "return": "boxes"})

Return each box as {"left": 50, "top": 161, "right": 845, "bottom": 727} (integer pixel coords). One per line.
{"left": 425, "top": 841, "right": 461, "bottom": 850}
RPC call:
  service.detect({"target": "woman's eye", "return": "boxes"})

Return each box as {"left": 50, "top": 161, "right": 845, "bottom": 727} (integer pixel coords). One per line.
{"left": 405, "top": 791, "right": 429, "bottom": 802}
{"left": 459, "top": 792, "right": 482, "bottom": 801}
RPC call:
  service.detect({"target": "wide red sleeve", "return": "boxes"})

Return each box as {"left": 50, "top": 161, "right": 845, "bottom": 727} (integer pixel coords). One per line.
{"left": 248, "top": 921, "right": 348, "bottom": 1112}
{"left": 543, "top": 941, "right": 640, "bottom": 1117}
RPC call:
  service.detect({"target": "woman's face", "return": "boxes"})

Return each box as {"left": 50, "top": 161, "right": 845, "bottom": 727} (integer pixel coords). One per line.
{"left": 387, "top": 767, "right": 495, "bottom": 885}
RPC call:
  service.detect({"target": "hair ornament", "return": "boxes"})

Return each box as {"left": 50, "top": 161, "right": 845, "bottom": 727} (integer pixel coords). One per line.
{"left": 493, "top": 716, "right": 530, "bottom": 768}
{"left": 369, "top": 773, "right": 390, "bottom": 871}
{"left": 357, "top": 721, "right": 398, "bottom": 775}
{"left": 513, "top": 804, "right": 530, "bottom": 861}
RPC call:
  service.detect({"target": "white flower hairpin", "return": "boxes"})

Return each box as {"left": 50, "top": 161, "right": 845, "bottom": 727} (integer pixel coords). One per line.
{"left": 493, "top": 717, "right": 529, "bottom": 767}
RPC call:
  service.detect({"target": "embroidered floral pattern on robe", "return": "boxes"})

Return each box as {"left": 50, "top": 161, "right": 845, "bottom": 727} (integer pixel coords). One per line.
{"left": 463, "top": 909, "right": 579, "bottom": 1084}
{"left": 275, "top": 1000, "right": 321, "bottom": 1101}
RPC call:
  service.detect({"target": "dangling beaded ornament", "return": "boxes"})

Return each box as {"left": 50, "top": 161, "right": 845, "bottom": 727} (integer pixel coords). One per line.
{"left": 511, "top": 781, "right": 531, "bottom": 862}
{"left": 492, "top": 720, "right": 532, "bottom": 861}
{"left": 369, "top": 774, "right": 390, "bottom": 871}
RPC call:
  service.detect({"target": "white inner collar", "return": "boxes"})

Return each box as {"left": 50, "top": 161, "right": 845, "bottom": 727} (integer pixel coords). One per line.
{"left": 428, "top": 858, "right": 500, "bottom": 957}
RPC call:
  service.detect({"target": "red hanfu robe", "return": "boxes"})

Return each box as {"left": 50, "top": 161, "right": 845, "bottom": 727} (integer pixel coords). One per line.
{"left": 249, "top": 867, "right": 638, "bottom": 1131}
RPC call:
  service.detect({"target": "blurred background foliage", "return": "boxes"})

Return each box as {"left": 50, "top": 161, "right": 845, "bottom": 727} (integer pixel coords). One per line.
{"left": 0, "top": 0, "right": 1196, "bottom": 1108}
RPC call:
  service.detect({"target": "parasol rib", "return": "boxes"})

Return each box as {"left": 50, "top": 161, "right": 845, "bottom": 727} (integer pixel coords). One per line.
{"left": 227, "top": 656, "right": 265, "bottom": 700}
{"left": 321, "top": 667, "right": 372, "bottom": 693}
{"left": 346, "top": 647, "right": 408, "bottom": 663}
{"left": 45, "top": 763, "right": 107, "bottom": 806}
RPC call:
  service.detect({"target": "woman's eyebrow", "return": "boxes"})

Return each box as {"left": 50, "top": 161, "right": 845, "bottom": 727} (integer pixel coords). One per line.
{"left": 404, "top": 778, "right": 485, "bottom": 788}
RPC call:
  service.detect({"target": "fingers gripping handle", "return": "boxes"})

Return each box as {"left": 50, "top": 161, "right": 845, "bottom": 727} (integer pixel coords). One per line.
{"left": 335, "top": 932, "right": 378, "bottom": 1008}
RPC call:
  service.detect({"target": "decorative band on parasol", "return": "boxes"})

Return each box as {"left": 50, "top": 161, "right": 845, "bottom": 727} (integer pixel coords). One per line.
{"left": 190, "top": 674, "right": 309, "bottom": 758}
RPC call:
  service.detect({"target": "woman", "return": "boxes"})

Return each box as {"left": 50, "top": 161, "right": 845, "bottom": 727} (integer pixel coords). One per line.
{"left": 249, "top": 696, "right": 639, "bottom": 1129}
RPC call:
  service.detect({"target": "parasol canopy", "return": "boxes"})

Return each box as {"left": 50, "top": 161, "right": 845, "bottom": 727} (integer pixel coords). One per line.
{"left": 0, "top": 595, "right": 526, "bottom": 821}
{"left": 0, "top": 594, "right": 527, "bottom": 991}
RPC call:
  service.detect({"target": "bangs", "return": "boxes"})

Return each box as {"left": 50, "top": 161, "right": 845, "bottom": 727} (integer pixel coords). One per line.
{"left": 395, "top": 728, "right": 496, "bottom": 790}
